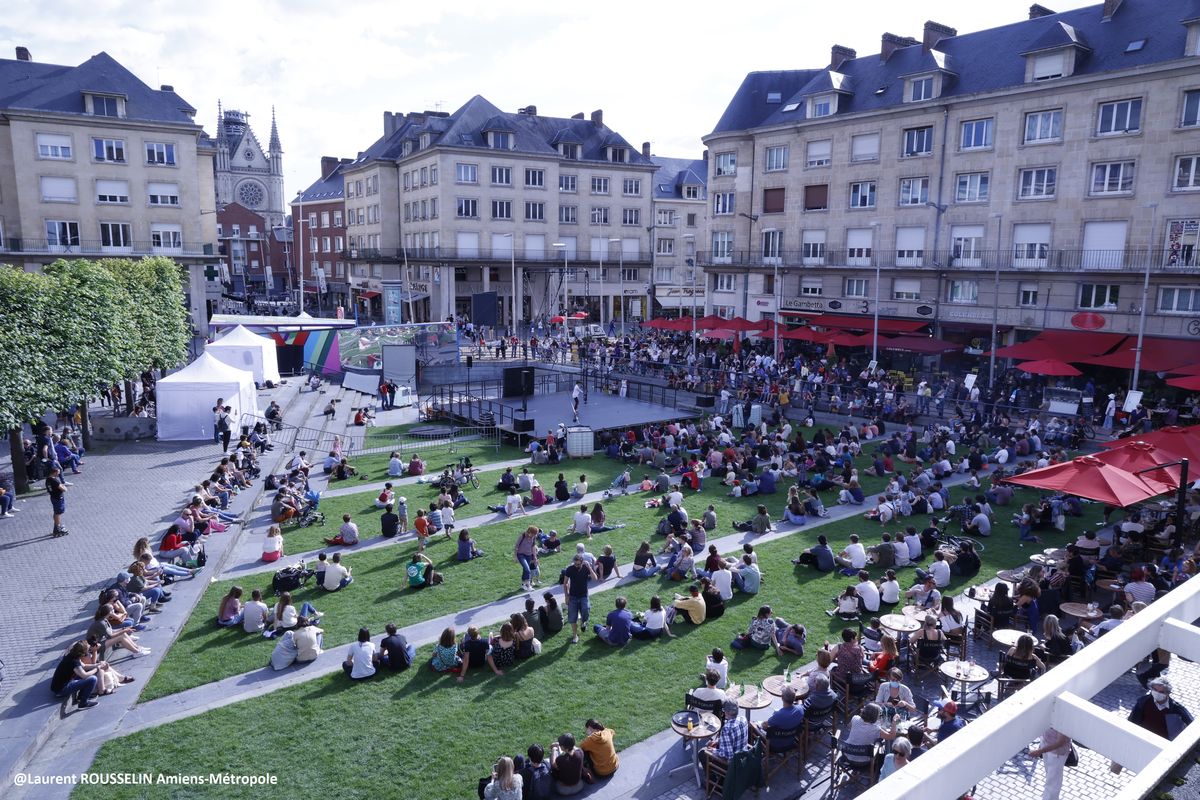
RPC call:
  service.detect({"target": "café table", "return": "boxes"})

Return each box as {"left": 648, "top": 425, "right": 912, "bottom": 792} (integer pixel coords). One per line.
{"left": 1059, "top": 602, "right": 1104, "bottom": 624}
{"left": 726, "top": 683, "right": 773, "bottom": 722}
{"left": 670, "top": 710, "right": 721, "bottom": 787}
{"left": 762, "top": 672, "right": 811, "bottom": 699}
{"left": 997, "top": 569, "right": 1027, "bottom": 584}
{"left": 1029, "top": 553, "right": 1061, "bottom": 567}
{"left": 880, "top": 613, "right": 922, "bottom": 637}
{"left": 992, "top": 628, "right": 1038, "bottom": 649}
{"left": 939, "top": 659, "right": 990, "bottom": 713}
{"left": 969, "top": 586, "right": 993, "bottom": 604}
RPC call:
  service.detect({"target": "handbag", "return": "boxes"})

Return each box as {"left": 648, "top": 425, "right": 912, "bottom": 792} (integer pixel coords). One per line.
{"left": 1065, "top": 744, "right": 1079, "bottom": 768}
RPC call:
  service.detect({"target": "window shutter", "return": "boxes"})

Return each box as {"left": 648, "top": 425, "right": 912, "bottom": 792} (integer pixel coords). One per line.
{"left": 763, "top": 187, "right": 785, "bottom": 213}
{"left": 803, "top": 184, "right": 829, "bottom": 210}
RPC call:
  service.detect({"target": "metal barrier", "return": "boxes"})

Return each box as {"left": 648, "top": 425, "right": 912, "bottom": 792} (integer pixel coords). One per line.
{"left": 357, "top": 424, "right": 500, "bottom": 460}
{"left": 859, "top": 578, "right": 1200, "bottom": 800}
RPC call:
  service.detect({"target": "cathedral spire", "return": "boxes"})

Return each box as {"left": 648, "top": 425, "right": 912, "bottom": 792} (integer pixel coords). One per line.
{"left": 269, "top": 105, "right": 281, "bottom": 152}
{"left": 216, "top": 100, "right": 226, "bottom": 146}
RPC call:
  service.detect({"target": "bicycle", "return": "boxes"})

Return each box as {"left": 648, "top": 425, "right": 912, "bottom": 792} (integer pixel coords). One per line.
{"left": 934, "top": 528, "right": 986, "bottom": 554}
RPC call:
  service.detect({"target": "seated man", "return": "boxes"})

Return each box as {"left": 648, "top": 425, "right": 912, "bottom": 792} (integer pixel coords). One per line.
{"left": 593, "top": 596, "right": 633, "bottom": 646}
{"left": 756, "top": 686, "right": 805, "bottom": 751}
{"left": 1084, "top": 605, "right": 1126, "bottom": 642}
{"left": 869, "top": 534, "right": 896, "bottom": 569}
{"left": 914, "top": 550, "right": 951, "bottom": 587}
{"left": 270, "top": 490, "right": 300, "bottom": 524}
{"left": 387, "top": 452, "right": 404, "bottom": 477}
{"left": 321, "top": 552, "right": 353, "bottom": 591}
{"left": 965, "top": 505, "right": 992, "bottom": 537}
{"left": 324, "top": 514, "right": 360, "bottom": 547}
{"left": 732, "top": 554, "right": 762, "bottom": 594}
{"left": 793, "top": 534, "right": 836, "bottom": 572}
{"left": 905, "top": 576, "right": 942, "bottom": 610}
{"left": 692, "top": 669, "right": 726, "bottom": 703}
{"left": 407, "top": 553, "right": 438, "bottom": 590}
{"left": 495, "top": 467, "right": 517, "bottom": 492}
{"left": 865, "top": 495, "right": 896, "bottom": 524}
{"left": 835, "top": 534, "right": 868, "bottom": 572}
{"left": 377, "top": 623, "right": 414, "bottom": 670}
{"left": 671, "top": 584, "right": 708, "bottom": 625}
{"left": 700, "top": 699, "right": 748, "bottom": 768}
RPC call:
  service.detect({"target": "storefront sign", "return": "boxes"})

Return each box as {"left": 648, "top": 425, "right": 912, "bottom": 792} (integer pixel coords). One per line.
{"left": 944, "top": 308, "right": 991, "bottom": 321}
{"left": 916, "top": 305, "right": 934, "bottom": 316}
{"left": 780, "top": 297, "right": 825, "bottom": 311}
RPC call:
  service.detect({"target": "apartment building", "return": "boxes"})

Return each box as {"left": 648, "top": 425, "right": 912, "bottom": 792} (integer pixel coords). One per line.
{"left": 650, "top": 155, "right": 708, "bottom": 321}
{"left": 215, "top": 201, "right": 288, "bottom": 298}
{"left": 0, "top": 47, "right": 218, "bottom": 329}
{"left": 341, "top": 96, "right": 657, "bottom": 327}
{"left": 702, "top": 0, "right": 1200, "bottom": 355}
{"left": 291, "top": 156, "right": 349, "bottom": 315}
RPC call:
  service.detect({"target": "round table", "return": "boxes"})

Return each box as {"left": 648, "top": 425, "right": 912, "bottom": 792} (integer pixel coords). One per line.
{"left": 1094, "top": 578, "right": 1126, "bottom": 595}
{"left": 671, "top": 710, "right": 722, "bottom": 787}
{"left": 762, "top": 673, "right": 811, "bottom": 699}
{"left": 1043, "top": 547, "right": 1067, "bottom": 559}
{"left": 1029, "top": 553, "right": 1061, "bottom": 567}
{"left": 992, "top": 629, "right": 1038, "bottom": 649}
{"left": 969, "top": 586, "right": 994, "bottom": 604}
{"left": 1059, "top": 602, "right": 1104, "bottom": 623}
{"left": 727, "top": 684, "right": 773, "bottom": 721}
{"left": 901, "top": 604, "right": 926, "bottom": 618}
{"left": 939, "top": 659, "right": 990, "bottom": 708}
{"left": 880, "top": 613, "right": 922, "bottom": 636}
{"left": 997, "top": 569, "right": 1027, "bottom": 584}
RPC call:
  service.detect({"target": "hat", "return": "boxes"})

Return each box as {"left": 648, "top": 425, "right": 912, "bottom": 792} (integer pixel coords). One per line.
{"left": 116, "top": 571, "right": 132, "bottom": 582}
{"left": 398, "top": 496, "right": 406, "bottom": 504}
{"left": 938, "top": 700, "right": 958, "bottom": 716}
{"left": 1108, "top": 393, "right": 1116, "bottom": 399}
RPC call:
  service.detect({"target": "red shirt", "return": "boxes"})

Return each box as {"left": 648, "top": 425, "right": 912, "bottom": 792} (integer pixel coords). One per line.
{"left": 161, "top": 532, "right": 184, "bottom": 551}
{"left": 414, "top": 517, "right": 429, "bottom": 536}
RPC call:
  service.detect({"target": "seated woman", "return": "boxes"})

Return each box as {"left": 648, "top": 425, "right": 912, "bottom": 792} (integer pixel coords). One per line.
{"left": 271, "top": 591, "right": 320, "bottom": 635}
{"left": 430, "top": 626, "right": 463, "bottom": 673}
{"left": 631, "top": 541, "right": 660, "bottom": 578}
{"left": 342, "top": 628, "right": 377, "bottom": 680}
{"left": 216, "top": 586, "right": 244, "bottom": 627}
{"left": 387, "top": 451, "right": 404, "bottom": 477}
{"left": 407, "top": 454, "right": 426, "bottom": 476}
{"left": 869, "top": 634, "right": 900, "bottom": 677}
{"left": 488, "top": 488, "right": 527, "bottom": 517}
{"left": 538, "top": 592, "right": 564, "bottom": 635}
{"left": 261, "top": 525, "right": 283, "bottom": 563}
{"left": 87, "top": 604, "right": 148, "bottom": 657}
{"left": 589, "top": 503, "right": 623, "bottom": 534}
{"left": 1003, "top": 634, "right": 1045, "bottom": 679}
{"left": 528, "top": 482, "right": 548, "bottom": 508}
{"left": 875, "top": 668, "right": 917, "bottom": 718}
{"left": 803, "top": 488, "right": 829, "bottom": 518}
{"left": 630, "top": 595, "right": 674, "bottom": 640}
{"left": 456, "top": 528, "right": 484, "bottom": 561}
{"left": 829, "top": 586, "right": 861, "bottom": 619}
{"left": 511, "top": 613, "right": 538, "bottom": 659}
{"left": 134, "top": 537, "right": 194, "bottom": 581}
{"left": 699, "top": 576, "right": 725, "bottom": 620}
{"left": 668, "top": 544, "right": 695, "bottom": 581}
{"left": 783, "top": 493, "right": 808, "bottom": 526}
{"left": 550, "top": 733, "right": 587, "bottom": 795}
{"left": 483, "top": 623, "right": 517, "bottom": 678}
{"left": 595, "top": 545, "right": 620, "bottom": 580}
{"left": 838, "top": 479, "right": 866, "bottom": 506}
{"left": 332, "top": 459, "right": 358, "bottom": 481}
{"left": 732, "top": 504, "right": 772, "bottom": 535}
{"left": 80, "top": 637, "right": 134, "bottom": 695}
{"left": 986, "top": 582, "right": 1016, "bottom": 629}
{"left": 50, "top": 641, "right": 104, "bottom": 708}
{"left": 1041, "top": 614, "right": 1081, "bottom": 659}
{"left": 1015, "top": 578, "right": 1042, "bottom": 633}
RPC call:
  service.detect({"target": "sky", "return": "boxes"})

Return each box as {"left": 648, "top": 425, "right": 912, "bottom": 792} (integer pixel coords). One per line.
{"left": 3, "top": 0, "right": 1100, "bottom": 199}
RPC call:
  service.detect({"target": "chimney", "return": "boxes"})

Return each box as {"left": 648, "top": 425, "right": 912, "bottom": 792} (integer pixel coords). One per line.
{"left": 321, "top": 156, "right": 340, "bottom": 179}
{"left": 642, "top": 141, "right": 651, "bottom": 158}
{"left": 1101, "top": 0, "right": 1123, "bottom": 20}
{"left": 590, "top": 109, "right": 603, "bottom": 127}
{"left": 15, "top": 46, "right": 31, "bottom": 61}
{"left": 518, "top": 105, "right": 537, "bottom": 116}
{"left": 1029, "top": 4, "right": 1056, "bottom": 19}
{"left": 923, "top": 21, "right": 957, "bottom": 53}
{"left": 830, "top": 45, "right": 856, "bottom": 71}
{"left": 702, "top": 149, "right": 709, "bottom": 162}
{"left": 571, "top": 112, "right": 584, "bottom": 120}
{"left": 383, "top": 111, "right": 395, "bottom": 135}
{"left": 880, "top": 33, "right": 917, "bottom": 62}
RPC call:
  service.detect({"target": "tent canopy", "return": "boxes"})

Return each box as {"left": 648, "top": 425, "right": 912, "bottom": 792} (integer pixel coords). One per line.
{"left": 206, "top": 325, "right": 281, "bottom": 384}
{"left": 1017, "top": 358, "right": 1082, "bottom": 377}
{"left": 1076, "top": 337, "right": 1200, "bottom": 372}
{"left": 157, "top": 353, "right": 259, "bottom": 441}
{"left": 987, "top": 330, "right": 1127, "bottom": 361}
{"left": 804, "top": 314, "right": 928, "bottom": 333}
{"left": 1003, "top": 455, "right": 1173, "bottom": 507}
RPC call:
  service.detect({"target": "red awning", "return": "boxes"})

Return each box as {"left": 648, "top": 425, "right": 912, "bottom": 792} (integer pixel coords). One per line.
{"left": 988, "top": 330, "right": 1127, "bottom": 360}
{"left": 804, "top": 314, "right": 928, "bottom": 333}
{"left": 881, "top": 336, "right": 962, "bottom": 355}
{"left": 359, "top": 290, "right": 381, "bottom": 299}
{"left": 1077, "top": 336, "right": 1200, "bottom": 372}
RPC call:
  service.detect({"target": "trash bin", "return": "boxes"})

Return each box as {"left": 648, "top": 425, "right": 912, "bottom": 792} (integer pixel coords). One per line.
{"left": 565, "top": 425, "right": 594, "bottom": 458}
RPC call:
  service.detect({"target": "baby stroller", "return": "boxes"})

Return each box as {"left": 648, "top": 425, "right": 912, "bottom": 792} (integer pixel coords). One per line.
{"left": 296, "top": 496, "right": 326, "bottom": 528}
{"left": 604, "top": 471, "right": 631, "bottom": 499}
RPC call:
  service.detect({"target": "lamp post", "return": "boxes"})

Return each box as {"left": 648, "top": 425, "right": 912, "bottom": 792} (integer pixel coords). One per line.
{"left": 683, "top": 233, "right": 697, "bottom": 344}
{"left": 294, "top": 190, "right": 306, "bottom": 313}
{"left": 1132, "top": 202, "right": 1159, "bottom": 393}
{"left": 502, "top": 232, "right": 517, "bottom": 335}
{"left": 552, "top": 242, "right": 568, "bottom": 320}
{"left": 597, "top": 242, "right": 605, "bottom": 326}
{"left": 989, "top": 212, "right": 1004, "bottom": 390}
{"left": 738, "top": 212, "right": 758, "bottom": 321}
{"left": 870, "top": 220, "right": 881, "bottom": 366}
{"left": 609, "top": 237, "right": 622, "bottom": 333}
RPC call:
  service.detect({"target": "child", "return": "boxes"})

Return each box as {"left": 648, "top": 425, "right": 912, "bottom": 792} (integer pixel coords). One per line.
{"left": 705, "top": 647, "right": 729, "bottom": 689}
{"left": 638, "top": 474, "right": 654, "bottom": 492}
{"left": 537, "top": 528, "right": 561, "bottom": 555}
{"left": 395, "top": 496, "right": 409, "bottom": 534}
{"left": 413, "top": 510, "right": 429, "bottom": 551}
{"left": 456, "top": 529, "right": 483, "bottom": 561}
{"left": 964, "top": 470, "right": 981, "bottom": 490}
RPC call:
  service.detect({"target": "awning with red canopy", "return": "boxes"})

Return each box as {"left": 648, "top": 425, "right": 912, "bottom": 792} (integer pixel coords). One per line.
{"left": 1003, "top": 455, "right": 1173, "bottom": 507}
{"left": 1101, "top": 426, "right": 1200, "bottom": 463}
{"left": 358, "top": 290, "right": 381, "bottom": 299}
{"left": 1076, "top": 336, "right": 1200, "bottom": 372}
{"left": 1093, "top": 441, "right": 1184, "bottom": 488}
{"left": 987, "top": 330, "right": 1128, "bottom": 360}
{"left": 881, "top": 336, "right": 962, "bottom": 355}
{"left": 804, "top": 314, "right": 928, "bottom": 333}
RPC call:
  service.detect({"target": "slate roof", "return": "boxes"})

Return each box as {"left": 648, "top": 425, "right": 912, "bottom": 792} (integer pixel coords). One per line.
{"left": 650, "top": 156, "right": 708, "bottom": 201}
{"left": 297, "top": 162, "right": 346, "bottom": 203}
{"left": 351, "top": 94, "right": 655, "bottom": 168}
{"left": 0, "top": 51, "right": 198, "bottom": 125}
{"left": 713, "top": 0, "right": 1195, "bottom": 134}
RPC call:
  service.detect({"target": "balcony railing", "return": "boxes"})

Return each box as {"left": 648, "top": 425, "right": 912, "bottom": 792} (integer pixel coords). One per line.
{"left": 1, "top": 238, "right": 214, "bottom": 257}
{"left": 341, "top": 245, "right": 652, "bottom": 266}
{"left": 695, "top": 248, "right": 1197, "bottom": 272}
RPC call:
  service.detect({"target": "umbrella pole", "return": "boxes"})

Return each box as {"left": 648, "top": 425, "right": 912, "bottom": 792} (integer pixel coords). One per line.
{"left": 1176, "top": 458, "right": 1189, "bottom": 549}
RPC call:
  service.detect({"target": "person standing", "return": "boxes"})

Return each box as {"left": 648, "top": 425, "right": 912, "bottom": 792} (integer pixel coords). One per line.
{"left": 215, "top": 405, "right": 233, "bottom": 453}
{"left": 1103, "top": 393, "right": 1117, "bottom": 432}
{"left": 47, "top": 465, "right": 68, "bottom": 537}
{"left": 212, "top": 397, "right": 224, "bottom": 443}
{"left": 387, "top": 380, "right": 398, "bottom": 409}
{"left": 571, "top": 381, "right": 584, "bottom": 422}
{"left": 561, "top": 553, "right": 598, "bottom": 644}
{"left": 1028, "top": 727, "right": 1072, "bottom": 800}
{"left": 378, "top": 378, "right": 390, "bottom": 410}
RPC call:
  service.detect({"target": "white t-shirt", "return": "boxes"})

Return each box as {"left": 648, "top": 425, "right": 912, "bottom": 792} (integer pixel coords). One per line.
{"left": 504, "top": 494, "right": 523, "bottom": 515}
{"left": 295, "top": 625, "right": 323, "bottom": 661}
{"left": 843, "top": 542, "right": 867, "bottom": 570}
{"left": 892, "top": 541, "right": 909, "bottom": 567}
{"left": 347, "top": 641, "right": 376, "bottom": 679}
{"left": 643, "top": 607, "right": 667, "bottom": 632}
{"left": 323, "top": 562, "right": 350, "bottom": 591}
{"left": 706, "top": 657, "right": 729, "bottom": 689}
{"left": 666, "top": 490, "right": 684, "bottom": 508}
{"left": 574, "top": 481, "right": 589, "bottom": 495}
{"left": 904, "top": 535, "right": 922, "bottom": 560}
{"left": 574, "top": 511, "right": 592, "bottom": 535}
{"left": 855, "top": 580, "right": 881, "bottom": 612}
{"left": 263, "top": 534, "right": 283, "bottom": 557}
{"left": 388, "top": 457, "right": 403, "bottom": 476}
{"left": 711, "top": 568, "right": 734, "bottom": 601}
{"left": 242, "top": 600, "right": 270, "bottom": 633}
{"left": 928, "top": 559, "right": 951, "bottom": 588}
{"left": 880, "top": 579, "right": 901, "bottom": 604}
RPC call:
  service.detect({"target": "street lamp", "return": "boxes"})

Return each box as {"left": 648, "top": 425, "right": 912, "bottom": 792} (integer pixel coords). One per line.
{"left": 552, "top": 242, "right": 568, "bottom": 319}
{"left": 738, "top": 212, "right": 758, "bottom": 320}
{"left": 294, "top": 190, "right": 307, "bottom": 313}
{"left": 989, "top": 212, "right": 1004, "bottom": 390}
{"left": 609, "top": 237, "right": 622, "bottom": 333}
{"left": 502, "top": 232, "right": 517, "bottom": 335}
{"left": 683, "top": 233, "right": 697, "bottom": 343}
{"left": 1132, "top": 202, "right": 1159, "bottom": 392}
{"left": 870, "top": 220, "right": 882, "bottom": 366}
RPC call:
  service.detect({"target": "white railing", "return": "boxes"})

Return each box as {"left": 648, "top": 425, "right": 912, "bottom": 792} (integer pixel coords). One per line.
{"left": 860, "top": 578, "right": 1200, "bottom": 800}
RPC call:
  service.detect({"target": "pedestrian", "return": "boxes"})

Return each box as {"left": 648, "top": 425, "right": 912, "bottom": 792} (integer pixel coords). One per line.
{"left": 1103, "top": 393, "right": 1117, "bottom": 432}
{"left": 572, "top": 381, "right": 583, "bottom": 422}
{"left": 215, "top": 405, "right": 233, "bottom": 452}
{"left": 387, "top": 380, "right": 398, "bottom": 409}
{"left": 560, "top": 553, "right": 598, "bottom": 644}
{"left": 1113, "top": 676, "right": 1194, "bottom": 773}
{"left": 47, "top": 465, "right": 68, "bottom": 537}
{"left": 1028, "top": 727, "right": 1072, "bottom": 800}
{"left": 212, "top": 397, "right": 224, "bottom": 443}
{"left": 378, "top": 378, "right": 390, "bottom": 410}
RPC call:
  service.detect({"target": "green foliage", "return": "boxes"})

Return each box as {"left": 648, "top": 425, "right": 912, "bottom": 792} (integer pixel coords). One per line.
{"left": 0, "top": 267, "right": 58, "bottom": 430}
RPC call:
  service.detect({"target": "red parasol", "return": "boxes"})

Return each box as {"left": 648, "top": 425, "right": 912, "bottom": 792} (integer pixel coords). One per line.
{"left": 715, "top": 316, "right": 763, "bottom": 333}
{"left": 695, "top": 314, "right": 728, "bottom": 330}
{"left": 779, "top": 327, "right": 824, "bottom": 341}
{"left": 1100, "top": 425, "right": 1200, "bottom": 463}
{"left": 660, "top": 317, "right": 695, "bottom": 331}
{"left": 1016, "top": 358, "right": 1082, "bottom": 377}
{"left": 1003, "top": 455, "right": 1174, "bottom": 507}
{"left": 641, "top": 318, "right": 669, "bottom": 329}
{"left": 569, "top": 311, "right": 588, "bottom": 319}
{"left": 1167, "top": 374, "right": 1200, "bottom": 391}
{"left": 1169, "top": 364, "right": 1200, "bottom": 377}
{"left": 1093, "top": 441, "right": 1183, "bottom": 488}
{"left": 702, "top": 329, "right": 740, "bottom": 341}
{"left": 550, "top": 315, "right": 566, "bottom": 324}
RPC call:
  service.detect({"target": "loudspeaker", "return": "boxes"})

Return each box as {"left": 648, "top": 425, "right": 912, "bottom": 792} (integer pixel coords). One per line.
{"left": 502, "top": 367, "right": 534, "bottom": 398}
{"left": 471, "top": 291, "right": 499, "bottom": 327}
{"left": 513, "top": 418, "right": 535, "bottom": 432}
{"left": 696, "top": 395, "right": 716, "bottom": 408}
{"left": 466, "top": 355, "right": 473, "bottom": 369}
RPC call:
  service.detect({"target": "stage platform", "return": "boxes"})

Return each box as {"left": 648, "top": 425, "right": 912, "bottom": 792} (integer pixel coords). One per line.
{"left": 484, "top": 390, "right": 690, "bottom": 438}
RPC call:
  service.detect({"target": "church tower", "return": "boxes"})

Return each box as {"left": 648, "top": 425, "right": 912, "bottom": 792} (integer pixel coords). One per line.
{"left": 212, "top": 102, "right": 285, "bottom": 228}
{"left": 267, "top": 107, "right": 284, "bottom": 227}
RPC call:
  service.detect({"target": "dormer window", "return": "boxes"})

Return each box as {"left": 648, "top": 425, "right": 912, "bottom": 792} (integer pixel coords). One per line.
{"left": 420, "top": 133, "right": 431, "bottom": 149}
{"left": 560, "top": 142, "right": 580, "bottom": 160}
{"left": 908, "top": 75, "right": 935, "bottom": 102}
{"left": 1031, "top": 51, "right": 1066, "bottom": 81}
{"left": 488, "top": 131, "right": 512, "bottom": 150}
{"left": 401, "top": 141, "right": 412, "bottom": 157}
{"left": 809, "top": 94, "right": 836, "bottom": 118}
{"left": 684, "top": 185, "right": 700, "bottom": 200}
{"left": 608, "top": 146, "right": 628, "bottom": 163}
{"left": 87, "top": 94, "right": 123, "bottom": 117}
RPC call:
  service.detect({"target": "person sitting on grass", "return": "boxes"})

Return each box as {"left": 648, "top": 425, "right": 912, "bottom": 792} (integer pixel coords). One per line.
{"left": 733, "top": 554, "right": 762, "bottom": 594}
{"left": 380, "top": 503, "right": 400, "bottom": 539}
{"left": 827, "top": 586, "right": 862, "bottom": 619}
{"left": 595, "top": 544, "right": 620, "bottom": 580}
{"left": 457, "top": 626, "right": 499, "bottom": 683}
{"left": 324, "top": 514, "right": 359, "bottom": 547}
{"left": 570, "top": 474, "right": 589, "bottom": 500}
{"left": 539, "top": 592, "right": 564, "bottom": 636}
{"left": 589, "top": 502, "right": 624, "bottom": 534}
{"left": 732, "top": 504, "right": 773, "bottom": 535}
{"left": 457, "top": 528, "right": 484, "bottom": 561}
{"left": 593, "top": 596, "right": 634, "bottom": 646}
{"left": 342, "top": 627, "right": 376, "bottom": 680}
{"left": 374, "top": 482, "right": 395, "bottom": 509}
{"left": 321, "top": 552, "right": 353, "bottom": 591}
{"left": 430, "top": 626, "right": 462, "bottom": 673}
{"left": 550, "top": 733, "right": 587, "bottom": 794}
{"left": 580, "top": 719, "right": 619, "bottom": 781}
{"left": 731, "top": 604, "right": 786, "bottom": 652}
{"left": 777, "top": 621, "right": 807, "bottom": 657}
{"left": 538, "top": 528, "right": 562, "bottom": 555}
{"left": 332, "top": 458, "right": 358, "bottom": 481}
{"left": 217, "top": 586, "right": 244, "bottom": 627}
{"left": 794, "top": 534, "right": 836, "bottom": 572}
{"left": 241, "top": 589, "right": 271, "bottom": 633}
{"left": 407, "top": 553, "right": 438, "bottom": 590}
{"left": 407, "top": 453, "right": 426, "bottom": 476}
{"left": 630, "top": 595, "right": 674, "bottom": 640}
{"left": 387, "top": 451, "right": 403, "bottom": 477}
{"left": 668, "top": 544, "right": 695, "bottom": 581}
{"left": 488, "top": 488, "right": 527, "bottom": 517}
{"left": 670, "top": 584, "right": 707, "bottom": 625}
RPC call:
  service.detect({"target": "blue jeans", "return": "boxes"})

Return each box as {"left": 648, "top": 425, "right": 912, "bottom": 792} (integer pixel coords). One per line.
{"left": 299, "top": 602, "right": 319, "bottom": 618}
{"left": 56, "top": 675, "right": 98, "bottom": 705}
{"left": 632, "top": 564, "right": 660, "bottom": 578}
{"left": 567, "top": 596, "right": 589, "bottom": 625}
{"left": 217, "top": 611, "right": 244, "bottom": 627}
{"left": 142, "top": 586, "right": 166, "bottom": 605}
{"left": 158, "top": 563, "right": 192, "bottom": 578}
{"left": 517, "top": 554, "right": 536, "bottom": 583}
{"left": 0, "top": 492, "right": 11, "bottom": 514}
{"left": 593, "top": 625, "right": 626, "bottom": 645}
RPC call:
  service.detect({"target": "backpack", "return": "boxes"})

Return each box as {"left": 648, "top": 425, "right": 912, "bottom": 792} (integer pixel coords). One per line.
{"left": 272, "top": 565, "right": 314, "bottom": 595}
{"left": 264, "top": 474, "right": 280, "bottom": 491}
{"left": 656, "top": 517, "right": 672, "bottom": 537}
{"left": 217, "top": 414, "right": 231, "bottom": 433}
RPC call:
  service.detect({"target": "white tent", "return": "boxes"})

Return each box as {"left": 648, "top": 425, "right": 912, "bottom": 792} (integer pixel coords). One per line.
{"left": 205, "top": 325, "right": 281, "bottom": 384}
{"left": 156, "top": 353, "right": 259, "bottom": 441}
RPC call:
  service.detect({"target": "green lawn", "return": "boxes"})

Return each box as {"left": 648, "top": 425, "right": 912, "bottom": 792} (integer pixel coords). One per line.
{"left": 85, "top": 483, "right": 1102, "bottom": 800}
{"left": 346, "top": 420, "right": 526, "bottom": 479}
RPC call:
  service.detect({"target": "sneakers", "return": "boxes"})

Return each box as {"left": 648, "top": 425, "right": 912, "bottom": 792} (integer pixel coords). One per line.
{"left": 135, "top": 647, "right": 152, "bottom": 656}
{"left": 570, "top": 635, "right": 580, "bottom": 644}
{"left": 521, "top": 582, "right": 531, "bottom": 591}
{"left": 78, "top": 699, "right": 99, "bottom": 709}
{"left": 1, "top": 512, "right": 13, "bottom": 518}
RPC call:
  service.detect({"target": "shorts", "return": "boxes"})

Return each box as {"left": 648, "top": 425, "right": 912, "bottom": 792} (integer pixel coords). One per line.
{"left": 51, "top": 496, "right": 66, "bottom": 515}
{"left": 567, "top": 595, "right": 589, "bottom": 625}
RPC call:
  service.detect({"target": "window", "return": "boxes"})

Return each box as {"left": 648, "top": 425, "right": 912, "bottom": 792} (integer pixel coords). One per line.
{"left": 803, "top": 184, "right": 829, "bottom": 211}
{"left": 1090, "top": 161, "right": 1136, "bottom": 195}
{"left": 525, "top": 168, "right": 545, "bottom": 188}
{"left": 591, "top": 177, "right": 610, "bottom": 195}
{"left": 765, "top": 145, "right": 789, "bottom": 171}
{"left": 850, "top": 181, "right": 876, "bottom": 209}
{"left": 151, "top": 225, "right": 182, "bottom": 250}
{"left": 715, "top": 152, "right": 737, "bottom": 177}
{"left": 762, "top": 229, "right": 783, "bottom": 262}
{"left": 1097, "top": 98, "right": 1142, "bottom": 135}
{"left": 713, "top": 192, "right": 735, "bottom": 215}
{"left": 147, "top": 182, "right": 179, "bottom": 206}
{"left": 622, "top": 178, "right": 641, "bottom": 196}
{"left": 909, "top": 76, "right": 934, "bottom": 102}
{"left": 45, "top": 220, "right": 79, "bottom": 249}
{"left": 608, "top": 147, "right": 628, "bottom": 163}
{"left": 89, "top": 95, "right": 119, "bottom": 116}
{"left": 711, "top": 232, "right": 734, "bottom": 262}
{"left": 333, "top": 211, "right": 343, "bottom": 226}
{"left": 762, "top": 273, "right": 776, "bottom": 293}
{"left": 846, "top": 228, "right": 873, "bottom": 265}
{"left": 95, "top": 179, "right": 129, "bottom": 203}
{"left": 656, "top": 238, "right": 674, "bottom": 255}
{"left": 811, "top": 94, "right": 835, "bottom": 118}
{"left": 683, "top": 185, "right": 700, "bottom": 200}
{"left": 893, "top": 277, "right": 922, "bottom": 300}
{"left": 657, "top": 209, "right": 677, "bottom": 226}
{"left": 1080, "top": 283, "right": 1120, "bottom": 309}
{"left": 526, "top": 201, "right": 545, "bottom": 221}
{"left": 762, "top": 187, "right": 785, "bottom": 214}
{"left": 1018, "top": 167, "right": 1057, "bottom": 199}
{"left": 946, "top": 280, "right": 979, "bottom": 304}
{"left": 844, "top": 278, "right": 869, "bottom": 298}
{"left": 455, "top": 163, "right": 477, "bottom": 183}
{"left": 39, "top": 176, "right": 77, "bottom": 202}
{"left": 491, "top": 166, "right": 511, "bottom": 186}
{"left": 1024, "top": 110, "right": 1063, "bottom": 143}
{"left": 687, "top": 213, "right": 697, "bottom": 227}
{"left": 99, "top": 222, "right": 132, "bottom": 249}
{"left": 1183, "top": 90, "right": 1200, "bottom": 128}
{"left": 895, "top": 227, "right": 925, "bottom": 266}
{"left": 559, "top": 205, "right": 578, "bottom": 224}
{"left": 320, "top": 212, "right": 330, "bottom": 227}
{"left": 431, "top": 165, "right": 438, "bottom": 184}
{"left": 560, "top": 143, "right": 580, "bottom": 160}
{"left": 1159, "top": 287, "right": 1200, "bottom": 313}
{"left": 902, "top": 126, "right": 933, "bottom": 157}
{"left": 590, "top": 206, "right": 610, "bottom": 225}
{"left": 951, "top": 225, "right": 985, "bottom": 266}
{"left": 1082, "top": 221, "right": 1129, "bottom": 268}
{"left": 802, "top": 230, "right": 826, "bottom": 265}
{"left": 960, "top": 118, "right": 993, "bottom": 150}
{"left": 491, "top": 200, "right": 512, "bottom": 220}
{"left": 143, "top": 141, "right": 175, "bottom": 165}
{"left": 621, "top": 208, "right": 640, "bottom": 225}
{"left": 37, "top": 133, "right": 72, "bottom": 160}
{"left": 457, "top": 198, "right": 478, "bottom": 218}
{"left": 308, "top": 212, "right": 317, "bottom": 228}
{"left": 1174, "top": 156, "right": 1200, "bottom": 191}
{"left": 801, "top": 277, "right": 823, "bottom": 295}
{"left": 1032, "top": 51, "right": 1066, "bottom": 81}
{"left": 806, "top": 140, "right": 831, "bottom": 167}
{"left": 656, "top": 266, "right": 675, "bottom": 282}
{"left": 955, "top": 172, "right": 990, "bottom": 203}
{"left": 850, "top": 133, "right": 880, "bottom": 162}
{"left": 715, "top": 273, "right": 736, "bottom": 292}
{"left": 92, "top": 138, "right": 125, "bottom": 163}
{"left": 899, "top": 177, "right": 930, "bottom": 206}
{"left": 489, "top": 131, "right": 511, "bottom": 150}
{"left": 559, "top": 174, "right": 577, "bottom": 193}
{"left": 1013, "top": 223, "right": 1051, "bottom": 265}
{"left": 1019, "top": 282, "right": 1040, "bottom": 307}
